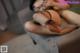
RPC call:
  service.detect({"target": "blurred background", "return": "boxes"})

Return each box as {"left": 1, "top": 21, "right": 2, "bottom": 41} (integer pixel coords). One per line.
{"left": 0, "top": 0, "right": 31, "bottom": 44}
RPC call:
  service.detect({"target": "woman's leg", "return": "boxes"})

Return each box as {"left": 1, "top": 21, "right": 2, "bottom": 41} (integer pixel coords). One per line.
{"left": 24, "top": 21, "right": 58, "bottom": 35}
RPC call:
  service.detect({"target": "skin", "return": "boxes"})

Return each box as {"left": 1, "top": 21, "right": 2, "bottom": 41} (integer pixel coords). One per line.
{"left": 24, "top": 21, "right": 59, "bottom": 35}
{"left": 59, "top": 10, "right": 80, "bottom": 26}
{"left": 24, "top": 10, "right": 77, "bottom": 35}
{"left": 34, "top": 0, "right": 70, "bottom": 11}
{"left": 46, "top": 0, "right": 70, "bottom": 10}
{"left": 24, "top": 0, "right": 78, "bottom": 35}
{"left": 24, "top": 20, "right": 77, "bottom": 35}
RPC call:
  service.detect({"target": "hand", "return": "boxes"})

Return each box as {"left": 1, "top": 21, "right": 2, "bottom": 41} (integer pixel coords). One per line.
{"left": 33, "top": 0, "right": 70, "bottom": 11}
{"left": 45, "top": 0, "right": 70, "bottom": 10}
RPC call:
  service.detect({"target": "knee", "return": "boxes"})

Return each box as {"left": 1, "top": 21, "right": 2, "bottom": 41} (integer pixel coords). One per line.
{"left": 24, "top": 21, "right": 37, "bottom": 32}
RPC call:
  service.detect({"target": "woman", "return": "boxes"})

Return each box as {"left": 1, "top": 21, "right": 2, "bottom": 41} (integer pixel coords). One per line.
{"left": 25, "top": 0, "right": 79, "bottom": 35}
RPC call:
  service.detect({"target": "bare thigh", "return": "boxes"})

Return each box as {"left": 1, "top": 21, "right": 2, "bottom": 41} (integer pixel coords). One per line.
{"left": 24, "top": 21, "right": 57, "bottom": 35}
